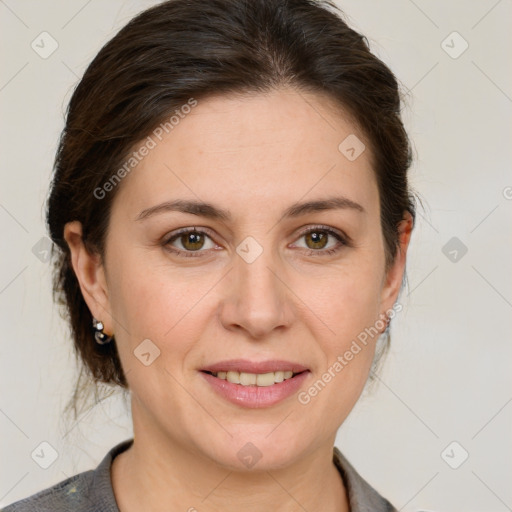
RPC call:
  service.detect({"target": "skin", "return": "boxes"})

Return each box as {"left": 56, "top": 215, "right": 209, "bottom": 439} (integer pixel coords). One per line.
{"left": 64, "top": 87, "right": 413, "bottom": 512}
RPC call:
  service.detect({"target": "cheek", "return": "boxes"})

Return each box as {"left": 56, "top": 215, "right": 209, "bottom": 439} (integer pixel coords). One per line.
{"left": 304, "top": 262, "right": 383, "bottom": 341}
{"left": 106, "top": 246, "right": 218, "bottom": 373}
{"left": 106, "top": 246, "right": 183, "bottom": 341}
{"left": 299, "top": 271, "right": 383, "bottom": 427}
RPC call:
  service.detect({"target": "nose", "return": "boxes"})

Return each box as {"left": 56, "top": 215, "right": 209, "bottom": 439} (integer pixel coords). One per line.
{"left": 218, "top": 244, "right": 294, "bottom": 339}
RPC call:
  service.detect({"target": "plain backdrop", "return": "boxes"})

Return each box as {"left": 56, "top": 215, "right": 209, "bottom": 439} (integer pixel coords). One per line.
{"left": 1, "top": 1, "right": 511, "bottom": 510}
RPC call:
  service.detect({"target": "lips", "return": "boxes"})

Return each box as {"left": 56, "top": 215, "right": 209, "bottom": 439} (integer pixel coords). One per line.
{"left": 200, "top": 370, "right": 309, "bottom": 408}
{"left": 199, "top": 359, "right": 310, "bottom": 407}
{"left": 200, "top": 359, "right": 309, "bottom": 374}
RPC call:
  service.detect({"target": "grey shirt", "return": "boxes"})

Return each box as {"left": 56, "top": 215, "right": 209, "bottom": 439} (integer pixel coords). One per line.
{"left": 1, "top": 439, "right": 396, "bottom": 511}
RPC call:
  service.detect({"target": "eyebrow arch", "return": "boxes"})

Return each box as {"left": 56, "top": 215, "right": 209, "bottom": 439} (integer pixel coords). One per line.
{"left": 135, "top": 196, "right": 365, "bottom": 222}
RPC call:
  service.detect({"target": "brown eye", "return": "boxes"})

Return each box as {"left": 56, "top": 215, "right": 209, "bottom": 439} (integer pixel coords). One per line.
{"left": 163, "top": 228, "right": 217, "bottom": 257}
{"left": 293, "top": 226, "right": 349, "bottom": 257}
{"left": 179, "top": 231, "right": 206, "bottom": 251}
{"left": 304, "top": 230, "right": 329, "bottom": 250}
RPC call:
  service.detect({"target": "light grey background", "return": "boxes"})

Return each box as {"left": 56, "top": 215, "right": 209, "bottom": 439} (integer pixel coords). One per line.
{"left": 1, "top": 1, "right": 511, "bottom": 510}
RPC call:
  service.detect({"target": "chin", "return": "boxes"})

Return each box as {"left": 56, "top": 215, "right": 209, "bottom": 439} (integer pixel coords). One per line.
{"left": 199, "top": 427, "right": 310, "bottom": 473}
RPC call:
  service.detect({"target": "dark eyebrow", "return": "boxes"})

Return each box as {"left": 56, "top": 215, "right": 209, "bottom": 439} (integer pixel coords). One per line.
{"left": 135, "top": 196, "right": 365, "bottom": 222}
{"left": 280, "top": 196, "right": 365, "bottom": 220}
{"left": 136, "top": 199, "right": 231, "bottom": 222}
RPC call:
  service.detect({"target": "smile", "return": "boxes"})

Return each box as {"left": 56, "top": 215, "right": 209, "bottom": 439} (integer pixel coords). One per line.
{"left": 203, "top": 370, "right": 301, "bottom": 387}
{"left": 199, "top": 361, "right": 310, "bottom": 408}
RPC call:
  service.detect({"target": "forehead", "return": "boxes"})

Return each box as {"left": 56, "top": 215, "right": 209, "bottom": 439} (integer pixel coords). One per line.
{"left": 112, "top": 88, "right": 379, "bottom": 221}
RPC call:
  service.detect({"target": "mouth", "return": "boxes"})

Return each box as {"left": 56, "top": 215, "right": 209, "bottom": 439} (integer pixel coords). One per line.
{"left": 201, "top": 369, "right": 306, "bottom": 387}
{"left": 199, "top": 360, "right": 310, "bottom": 408}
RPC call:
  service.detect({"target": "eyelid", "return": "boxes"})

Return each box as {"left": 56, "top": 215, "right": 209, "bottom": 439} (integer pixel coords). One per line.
{"left": 294, "top": 224, "right": 350, "bottom": 243}
{"left": 163, "top": 224, "right": 348, "bottom": 244}
{"left": 163, "top": 225, "right": 217, "bottom": 243}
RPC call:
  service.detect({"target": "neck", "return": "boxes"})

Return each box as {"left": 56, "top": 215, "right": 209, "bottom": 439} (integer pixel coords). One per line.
{"left": 111, "top": 404, "right": 349, "bottom": 512}
{"left": 113, "top": 443, "right": 348, "bottom": 512}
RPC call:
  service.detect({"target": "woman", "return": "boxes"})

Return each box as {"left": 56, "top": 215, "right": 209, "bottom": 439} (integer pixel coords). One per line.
{"left": 3, "top": 0, "right": 415, "bottom": 510}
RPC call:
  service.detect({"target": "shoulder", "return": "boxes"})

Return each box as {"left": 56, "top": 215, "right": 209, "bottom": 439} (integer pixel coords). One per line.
{"left": 333, "top": 446, "right": 397, "bottom": 512}
{"left": 0, "top": 471, "right": 96, "bottom": 512}
{"left": 1, "top": 439, "right": 133, "bottom": 512}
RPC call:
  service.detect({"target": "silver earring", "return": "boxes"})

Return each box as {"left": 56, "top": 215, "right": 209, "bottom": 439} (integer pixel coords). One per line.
{"left": 93, "top": 317, "right": 113, "bottom": 345}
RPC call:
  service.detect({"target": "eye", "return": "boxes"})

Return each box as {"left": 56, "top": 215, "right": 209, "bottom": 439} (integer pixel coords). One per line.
{"left": 163, "top": 227, "right": 218, "bottom": 257}
{"left": 162, "top": 225, "right": 349, "bottom": 258}
{"left": 292, "top": 225, "right": 348, "bottom": 257}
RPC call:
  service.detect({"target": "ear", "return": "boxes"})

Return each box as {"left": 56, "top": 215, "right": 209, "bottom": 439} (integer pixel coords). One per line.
{"left": 63, "top": 221, "right": 114, "bottom": 336}
{"left": 379, "top": 211, "right": 414, "bottom": 311}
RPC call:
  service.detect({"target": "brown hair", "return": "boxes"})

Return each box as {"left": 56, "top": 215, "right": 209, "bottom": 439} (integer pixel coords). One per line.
{"left": 46, "top": 0, "right": 416, "bottom": 415}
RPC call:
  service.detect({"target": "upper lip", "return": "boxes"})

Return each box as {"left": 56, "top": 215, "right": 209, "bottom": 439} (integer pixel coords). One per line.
{"left": 201, "top": 359, "right": 309, "bottom": 374}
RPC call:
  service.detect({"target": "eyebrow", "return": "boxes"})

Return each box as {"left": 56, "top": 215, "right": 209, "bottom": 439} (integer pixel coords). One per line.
{"left": 135, "top": 196, "right": 365, "bottom": 222}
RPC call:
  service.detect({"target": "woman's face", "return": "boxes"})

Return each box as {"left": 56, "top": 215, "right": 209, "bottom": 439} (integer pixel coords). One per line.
{"left": 68, "top": 88, "right": 410, "bottom": 470}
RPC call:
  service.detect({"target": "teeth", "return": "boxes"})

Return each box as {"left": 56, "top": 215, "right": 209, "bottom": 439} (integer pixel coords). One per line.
{"left": 212, "top": 370, "right": 298, "bottom": 386}
{"left": 256, "top": 373, "right": 275, "bottom": 387}
{"left": 239, "top": 372, "right": 257, "bottom": 385}
{"left": 226, "top": 371, "right": 240, "bottom": 384}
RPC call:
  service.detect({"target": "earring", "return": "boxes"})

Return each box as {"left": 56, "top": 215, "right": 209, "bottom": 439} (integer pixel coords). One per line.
{"left": 93, "top": 317, "right": 113, "bottom": 345}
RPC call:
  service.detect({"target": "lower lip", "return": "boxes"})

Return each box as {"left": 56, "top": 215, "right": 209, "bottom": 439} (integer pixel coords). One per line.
{"left": 200, "top": 371, "right": 310, "bottom": 408}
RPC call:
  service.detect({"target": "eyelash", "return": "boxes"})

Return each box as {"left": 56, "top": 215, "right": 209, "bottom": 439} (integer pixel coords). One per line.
{"left": 162, "top": 225, "right": 349, "bottom": 258}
